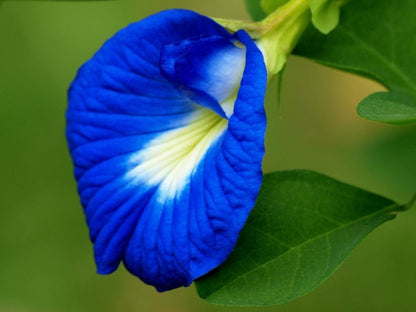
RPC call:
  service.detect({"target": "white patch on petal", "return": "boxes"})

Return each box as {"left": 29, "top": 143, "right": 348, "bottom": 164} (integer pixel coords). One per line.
{"left": 220, "top": 89, "right": 238, "bottom": 119}
{"left": 126, "top": 108, "right": 227, "bottom": 201}
{"left": 200, "top": 45, "right": 245, "bottom": 103}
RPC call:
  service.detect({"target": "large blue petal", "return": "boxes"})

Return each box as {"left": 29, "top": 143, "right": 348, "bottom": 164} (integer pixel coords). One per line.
{"left": 66, "top": 9, "right": 267, "bottom": 291}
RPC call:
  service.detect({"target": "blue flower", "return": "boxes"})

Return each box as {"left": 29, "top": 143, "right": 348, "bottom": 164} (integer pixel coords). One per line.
{"left": 66, "top": 9, "right": 267, "bottom": 291}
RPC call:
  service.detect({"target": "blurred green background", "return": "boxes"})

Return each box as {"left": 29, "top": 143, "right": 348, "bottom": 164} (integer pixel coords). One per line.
{"left": 1, "top": 1, "right": 415, "bottom": 311}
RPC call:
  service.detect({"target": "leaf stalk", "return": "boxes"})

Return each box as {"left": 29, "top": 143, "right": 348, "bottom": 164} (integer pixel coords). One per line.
{"left": 404, "top": 191, "right": 416, "bottom": 211}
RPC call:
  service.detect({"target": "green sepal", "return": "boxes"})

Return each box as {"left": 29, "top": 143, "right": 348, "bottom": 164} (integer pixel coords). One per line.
{"left": 309, "top": 0, "right": 349, "bottom": 34}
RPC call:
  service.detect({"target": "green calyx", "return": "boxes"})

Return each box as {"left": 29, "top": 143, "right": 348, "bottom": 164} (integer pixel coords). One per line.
{"left": 256, "top": 0, "right": 310, "bottom": 76}
{"left": 215, "top": 0, "right": 311, "bottom": 77}
{"left": 215, "top": 0, "right": 351, "bottom": 78}
{"left": 257, "top": 0, "right": 351, "bottom": 34}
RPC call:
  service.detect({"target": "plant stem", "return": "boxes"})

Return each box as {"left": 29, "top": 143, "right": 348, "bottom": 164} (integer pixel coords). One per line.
{"left": 257, "top": 0, "right": 310, "bottom": 37}
{"left": 404, "top": 191, "right": 416, "bottom": 211}
{"left": 214, "top": 0, "right": 311, "bottom": 76}
{"left": 213, "top": 0, "right": 310, "bottom": 39}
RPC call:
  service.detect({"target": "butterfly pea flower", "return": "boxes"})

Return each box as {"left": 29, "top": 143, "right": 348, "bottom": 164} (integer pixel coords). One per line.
{"left": 66, "top": 9, "right": 267, "bottom": 291}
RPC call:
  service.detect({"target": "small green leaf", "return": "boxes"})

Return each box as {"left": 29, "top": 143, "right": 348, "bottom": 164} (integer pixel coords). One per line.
{"left": 195, "top": 170, "right": 401, "bottom": 306}
{"left": 261, "top": 0, "right": 290, "bottom": 15}
{"left": 309, "top": 0, "right": 346, "bottom": 34}
{"left": 295, "top": 0, "right": 416, "bottom": 125}
{"left": 245, "top": 0, "right": 267, "bottom": 21}
{"left": 357, "top": 91, "right": 416, "bottom": 125}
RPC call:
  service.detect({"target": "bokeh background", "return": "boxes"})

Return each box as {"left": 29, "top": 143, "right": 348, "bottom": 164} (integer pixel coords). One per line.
{"left": 1, "top": 1, "right": 415, "bottom": 311}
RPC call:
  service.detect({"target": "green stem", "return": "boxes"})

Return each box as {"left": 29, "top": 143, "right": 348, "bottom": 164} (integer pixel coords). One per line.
{"left": 257, "top": 0, "right": 310, "bottom": 37}
{"left": 256, "top": 0, "right": 310, "bottom": 76}
{"left": 214, "top": 0, "right": 311, "bottom": 77}
{"left": 404, "top": 191, "right": 416, "bottom": 211}
{"left": 214, "top": 0, "right": 310, "bottom": 39}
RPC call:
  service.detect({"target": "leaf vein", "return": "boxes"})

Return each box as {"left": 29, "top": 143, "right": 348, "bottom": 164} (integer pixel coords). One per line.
{"left": 205, "top": 203, "right": 397, "bottom": 298}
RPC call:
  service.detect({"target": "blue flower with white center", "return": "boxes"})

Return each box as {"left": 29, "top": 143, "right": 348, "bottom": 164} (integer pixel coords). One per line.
{"left": 66, "top": 9, "right": 267, "bottom": 291}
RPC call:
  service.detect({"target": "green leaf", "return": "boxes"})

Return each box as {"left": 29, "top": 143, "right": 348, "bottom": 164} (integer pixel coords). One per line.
{"left": 195, "top": 170, "right": 401, "bottom": 306}
{"left": 294, "top": 0, "right": 416, "bottom": 125}
{"left": 309, "top": 0, "right": 347, "bottom": 34}
{"left": 245, "top": 0, "right": 267, "bottom": 21}
{"left": 358, "top": 91, "right": 416, "bottom": 124}
{"left": 261, "top": 0, "right": 290, "bottom": 15}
